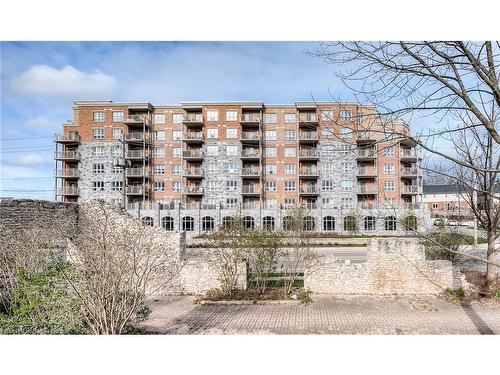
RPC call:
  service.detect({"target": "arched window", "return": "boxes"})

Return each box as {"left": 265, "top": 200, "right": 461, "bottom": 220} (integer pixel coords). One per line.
{"left": 282, "top": 216, "right": 295, "bottom": 231}
{"left": 202, "top": 216, "right": 214, "bottom": 232}
{"left": 243, "top": 216, "right": 255, "bottom": 230}
{"left": 344, "top": 216, "right": 357, "bottom": 231}
{"left": 364, "top": 216, "right": 376, "bottom": 231}
{"left": 182, "top": 216, "right": 195, "bottom": 232}
{"left": 323, "top": 216, "right": 335, "bottom": 231}
{"left": 262, "top": 216, "right": 275, "bottom": 230}
{"left": 303, "top": 216, "right": 316, "bottom": 231}
{"left": 385, "top": 216, "right": 397, "bottom": 231}
{"left": 222, "top": 216, "right": 234, "bottom": 229}
{"left": 403, "top": 215, "right": 417, "bottom": 231}
{"left": 141, "top": 216, "right": 154, "bottom": 227}
{"left": 161, "top": 216, "right": 174, "bottom": 231}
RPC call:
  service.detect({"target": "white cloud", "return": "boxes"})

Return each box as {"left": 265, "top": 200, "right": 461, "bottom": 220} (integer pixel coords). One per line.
{"left": 2, "top": 153, "right": 48, "bottom": 168}
{"left": 10, "top": 64, "right": 117, "bottom": 98}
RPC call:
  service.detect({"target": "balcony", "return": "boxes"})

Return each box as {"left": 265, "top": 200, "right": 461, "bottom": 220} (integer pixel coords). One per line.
{"left": 401, "top": 185, "right": 421, "bottom": 195}
{"left": 356, "top": 148, "right": 377, "bottom": 160}
{"left": 184, "top": 167, "right": 204, "bottom": 178}
{"left": 299, "top": 186, "right": 320, "bottom": 196}
{"left": 240, "top": 132, "right": 261, "bottom": 143}
{"left": 356, "top": 131, "right": 376, "bottom": 144}
{"left": 182, "top": 202, "right": 201, "bottom": 210}
{"left": 125, "top": 167, "right": 149, "bottom": 178}
{"left": 56, "top": 187, "right": 79, "bottom": 196}
{"left": 357, "top": 167, "right": 377, "bottom": 178}
{"left": 125, "top": 132, "right": 150, "bottom": 143}
{"left": 302, "top": 202, "right": 318, "bottom": 210}
{"left": 54, "top": 150, "right": 81, "bottom": 161}
{"left": 54, "top": 169, "right": 80, "bottom": 178}
{"left": 299, "top": 132, "right": 319, "bottom": 143}
{"left": 357, "top": 202, "right": 377, "bottom": 210}
{"left": 54, "top": 134, "right": 80, "bottom": 144}
{"left": 357, "top": 186, "right": 378, "bottom": 195}
{"left": 126, "top": 150, "right": 145, "bottom": 159}
{"left": 201, "top": 202, "right": 218, "bottom": 210}
{"left": 184, "top": 186, "right": 204, "bottom": 196}
{"left": 241, "top": 186, "right": 260, "bottom": 195}
{"left": 126, "top": 186, "right": 146, "bottom": 195}
{"left": 298, "top": 113, "right": 318, "bottom": 125}
{"left": 240, "top": 113, "right": 261, "bottom": 125}
{"left": 400, "top": 148, "right": 419, "bottom": 161}
{"left": 182, "top": 149, "right": 204, "bottom": 160}
{"left": 240, "top": 149, "right": 261, "bottom": 160}
{"left": 241, "top": 167, "right": 261, "bottom": 178}
{"left": 299, "top": 148, "right": 319, "bottom": 160}
{"left": 299, "top": 168, "right": 319, "bottom": 179}
{"left": 183, "top": 132, "right": 204, "bottom": 143}
{"left": 124, "top": 115, "right": 150, "bottom": 127}
{"left": 183, "top": 113, "right": 203, "bottom": 126}
{"left": 242, "top": 201, "right": 260, "bottom": 210}
{"left": 401, "top": 167, "right": 418, "bottom": 178}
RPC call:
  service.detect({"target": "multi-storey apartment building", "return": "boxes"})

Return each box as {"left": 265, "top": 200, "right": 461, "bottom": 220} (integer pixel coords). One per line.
{"left": 54, "top": 100, "right": 428, "bottom": 235}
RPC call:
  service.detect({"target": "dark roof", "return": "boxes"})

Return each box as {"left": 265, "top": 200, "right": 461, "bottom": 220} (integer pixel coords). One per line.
{"left": 423, "top": 184, "right": 467, "bottom": 194}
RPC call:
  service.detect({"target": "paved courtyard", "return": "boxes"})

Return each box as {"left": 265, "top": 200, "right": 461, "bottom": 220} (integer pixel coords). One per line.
{"left": 142, "top": 295, "right": 500, "bottom": 334}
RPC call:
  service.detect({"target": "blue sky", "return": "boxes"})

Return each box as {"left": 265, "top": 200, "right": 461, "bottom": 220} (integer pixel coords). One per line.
{"left": 1, "top": 41, "right": 355, "bottom": 199}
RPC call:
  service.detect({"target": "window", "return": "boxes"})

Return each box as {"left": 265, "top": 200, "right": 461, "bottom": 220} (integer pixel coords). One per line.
{"left": 224, "top": 162, "right": 238, "bottom": 172}
{"left": 265, "top": 147, "right": 277, "bottom": 157}
{"left": 203, "top": 198, "right": 218, "bottom": 210}
{"left": 142, "top": 217, "right": 154, "bottom": 227}
{"left": 206, "top": 181, "right": 218, "bottom": 192}
{"left": 92, "top": 181, "right": 105, "bottom": 191}
{"left": 341, "top": 180, "right": 354, "bottom": 192}
{"left": 341, "top": 162, "right": 354, "bottom": 173}
{"left": 154, "top": 182, "right": 165, "bottom": 192}
{"left": 92, "top": 146, "right": 104, "bottom": 156}
{"left": 284, "top": 113, "right": 296, "bottom": 123}
{"left": 172, "top": 113, "right": 183, "bottom": 124}
{"left": 339, "top": 144, "right": 352, "bottom": 155}
{"left": 383, "top": 164, "right": 394, "bottom": 174}
{"left": 111, "top": 145, "right": 122, "bottom": 157}
{"left": 207, "top": 110, "right": 218, "bottom": 121}
{"left": 226, "top": 145, "right": 238, "bottom": 156}
{"left": 266, "top": 181, "right": 277, "bottom": 192}
{"left": 225, "top": 198, "right": 238, "bottom": 209}
{"left": 322, "top": 180, "right": 334, "bottom": 191}
{"left": 226, "top": 110, "right": 238, "bottom": 121}
{"left": 283, "top": 164, "right": 295, "bottom": 174}
{"left": 344, "top": 216, "right": 357, "bottom": 231}
{"left": 172, "top": 181, "right": 182, "bottom": 192}
{"left": 206, "top": 163, "right": 218, "bottom": 173}
{"left": 111, "top": 181, "right": 123, "bottom": 191}
{"left": 283, "top": 216, "right": 295, "bottom": 231}
{"left": 93, "top": 163, "right": 105, "bottom": 174}
{"left": 172, "top": 164, "right": 182, "bottom": 175}
{"left": 322, "top": 162, "right": 335, "bottom": 174}
{"left": 321, "top": 110, "right": 333, "bottom": 121}
{"left": 432, "top": 203, "right": 439, "bottom": 209}
{"left": 284, "top": 181, "right": 296, "bottom": 192}
{"left": 340, "top": 127, "right": 352, "bottom": 139}
{"left": 284, "top": 130, "right": 296, "bottom": 141}
{"left": 112, "top": 111, "right": 124, "bottom": 122}
{"left": 385, "top": 216, "right": 397, "bottom": 231}
{"left": 340, "top": 109, "right": 352, "bottom": 120}
{"left": 321, "top": 128, "right": 334, "bottom": 138}
{"left": 172, "top": 147, "right": 182, "bottom": 158}
{"left": 207, "top": 145, "right": 218, "bottom": 156}
{"left": 266, "top": 164, "right": 277, "bottom": 175}
{"left": 265, "top": 199, "right": 277, "bottom": 209}
{"left": 321, "top": 145, "right": 335, "bottom": 156}
{"left": 265, "top": 130, "right": 277, "bottom": 140}
{"left": 303, "top": 216, "right": 315, "bottom": 231}
{"left": 283, "top": 198, "right": 296, "bottom": 207}
{"left": 93, "top": 128, "right": 104, "bottom": 139}
{"left": 226, "top": 128, "right": 237, "bottom": 139}
{"left": 384, "top": 181, "right": 395, "bottom": 191}
{"left": 403, "top": 216, "right": 418, "bottom": 231}
{"left": 383, "top": 146, "right": 395, "bottom": 157}
{"left": 207, "top": 128, "right": 218, "bottom": 139}
{"left": 262, "top": 216, "right": 275, "bottom": 231}
{"left": 364, "top": 216, "right": 376, "bottom": 231}
{"left": 323, "top": 216, "right": 335, "bottom": 231}
{"left": 93, "top": 112, "right": 105, "bottom": 122}
{"left": 155, "top": 131, "right": 166, "bottom": 141}
{"left": 154, "top": 165, "right": 165, "bottom": 175}
{"left": 226, "top": 180, "right": 238, "bottom": 191}
{"left": 202, "top": 216, "right": 215, "bottom": 232}
{"left": 154, "top": 147, "right": 165, "bottom": 158}
{"left": 112, "top": 128, "right": 123, "bottom": 140}
{"left": 112, "top": 166, "right": 121, "bottom": 174}
{"left": 182, "top": 217, "right": 195, "bottom": 232}
{"left": 322, "top": 197, "right": 334, "bottom": 208}
{"left": 162, "top": 216, "right": 174, "bottom": 231}
{"left": 172, "top": 131, "right": 182, "bottom": 141}
{"left": 357, "top": 113, "right": 364, "bottom": 125}
{"left": 154, "top": 114, "right": 165, "bottom": 124}
{"left": 264, "top": 113, "right": 276, "bottom": 123}
{"left": 243, "top": 216, "right": 255, "bottom": 229}
{"left": 284, "top": 147, "right": 296, "bottom": 157}
{"left": 222, "top": 216, "right": 234, "bottom": 228}
{"left": 341, "top": 197, "right": 353, "bottom": 209}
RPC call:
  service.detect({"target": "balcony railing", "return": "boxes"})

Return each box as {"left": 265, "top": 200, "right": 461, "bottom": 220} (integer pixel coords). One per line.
{"left": 125, "top": 168, "right": 149, "bottom": 177}
{"left": 184, "top": 167, "right": 204, "bottom": 176}
{"left": 184, "top": 186, "right": 204, "bottom": 194}
{"left": 302, "top": 202, "right": 318, "bottom": 210}
{"left": 241, "top": 168, "right": 260, "bottom": 176}
{"left": 183, "top": 132, "right": 203, "bottom": 141}
{"left": 54, "top": 151, "right": 81, "bottom": 160}
{"left": 299, "top": 168, "right": 319, "bottom": 176}
{"left": 125, "top": 114, "right": 149, "bottom": 125}
{"left": 54, "top": 134, "right": 80, "bottom": 143}
{"left": 126, "top": 150, "right": 145, "bottom": 159}
{"left": 182, "top": 202, "right": 201, "bottom": 210}
{"left": 401, "top": 168, "right": 418, "bottom": 176}
{"left": 56, "top": 187, "right": 79, "bottom": 196}
{"left": 300, "top": 186, "right": 319, "bottom": 194}
{"left": 299, "top": 132, "right": 318, "bottom": 141}
{"left": 183, "top": 114, "right": 203, "bottom": 123}
{"left": 401, "top": 149, "right": 418, "bottom": 158}
{"left": 125, "top": 132, "right": 150, "bottom": 142}
{"left": 242, "top": 201, "right": 260, "bottom": 209}
{"left": 299, "top": 148, "right": 319, "bottom": 158}
{"left": 242, "top": 186, "right": 259, "bottom": 194}
{"left": 54, "top": 169, "right": 80, "bottom": 178}
{"left": 240, "top": 132, "right": 260, "bottom": 141}
{"left": 241, "top": 149, "right": 260, "bottom": 158}
{"left": 357, "top": 186, "right": 378, "bottom": 194}
{"left": 298, "top": 113, "right": 318, "bottom": 123}
{"left": 401, "top": 185, "right": 421, "bottom": 194}
{"left": 126, "top": 186, "right": 145, "bottom": 195}
{"left": 357, "top": 167, "right": 376, "bottom": 176}
{"left": 357, "top": 148, "right": 376, "bottom": 158}
{"left": 182, "top": 150, "right": 204, "bottom": 158}
{"left": 240, "top": 114, "right": 261, "bottom": 123}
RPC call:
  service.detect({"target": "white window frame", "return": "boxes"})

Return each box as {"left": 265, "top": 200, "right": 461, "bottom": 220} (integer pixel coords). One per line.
{"left": 206, "top": 110, "right": 218, "bottom": 121}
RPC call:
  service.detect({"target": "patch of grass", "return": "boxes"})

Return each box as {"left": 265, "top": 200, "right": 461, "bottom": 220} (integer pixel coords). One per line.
{"left": 445, "top": 287, "right": 466, "bottom": 299}
{"left": 194, "top": 287, "right": 311, "bottom": 303}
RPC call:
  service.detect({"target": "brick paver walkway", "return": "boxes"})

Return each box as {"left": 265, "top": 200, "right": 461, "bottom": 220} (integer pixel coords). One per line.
{"left": 142, "top": 295, "right": 500, "bottom": 334}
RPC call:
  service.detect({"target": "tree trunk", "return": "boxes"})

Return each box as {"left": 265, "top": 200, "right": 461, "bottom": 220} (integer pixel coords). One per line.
{"left": 486, "top": 230, "right": 498, "bottom": 286}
